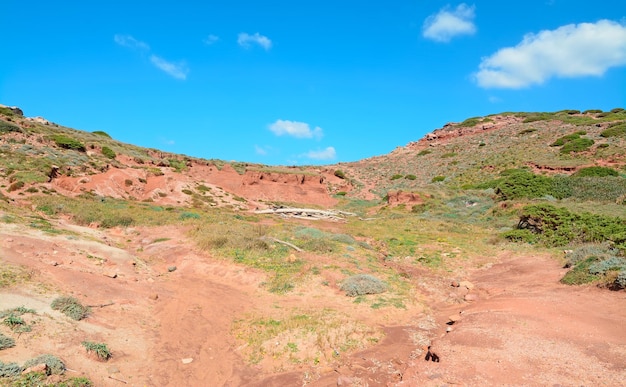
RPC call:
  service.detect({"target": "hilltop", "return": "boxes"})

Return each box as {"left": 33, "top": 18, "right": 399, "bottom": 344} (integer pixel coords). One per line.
{"left": 0, "top": 104, "right": 625, "bottom": 386}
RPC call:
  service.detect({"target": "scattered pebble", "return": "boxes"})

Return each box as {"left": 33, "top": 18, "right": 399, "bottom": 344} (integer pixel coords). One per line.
{"left": 181, "top": 358, "right": 193, "bottom": 364}
{"left": 167, "top": 266, "right": 177, "bottom": 272}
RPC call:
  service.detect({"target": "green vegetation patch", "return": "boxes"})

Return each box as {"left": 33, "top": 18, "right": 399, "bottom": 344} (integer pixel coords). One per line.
{"left": 340, "top": 274, "right": 387, "bottom": 296}
{"left": 600, "top": 122, "right": 626, "bottom": 138}
{"left": 82, "top": 341, "right": 112, "bottom": 361}
{"left": 51, "top": 135, "right": 86, "bottom": 152}
{"left": 504, "top": 204, "right": 626, "bottom": 252}
{"left": 101, "top": 146, "right": 116, "bottom": 159}
{"left": 233, "top": 309, "right": 383, "bottom": 366}
{"left": 572, "top": 166, "right": 618, "bottom": 178}
{"left": 0, "top": 120, "right": 22, "bottom": 134}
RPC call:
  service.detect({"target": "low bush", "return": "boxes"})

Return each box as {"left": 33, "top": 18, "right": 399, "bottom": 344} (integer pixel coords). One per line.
{"left": 404, "top": 174, "right": 416, "bottom": 180}
{"left": 0, "top": 120, "right": 22, "bottom": 134}
{"left": 0, "top": 361, "right": 21, "bottom": 377}
{"left": 92, "top": 130, "right": 111, "bottom": 138}
{"left": 0, "top": 333, "right": 15, "bottom": 350}
{"left": 82, "top": 341, "right": 112, "bottom": 361}
{"left": 417, "top": 149, "right": 431, "bottom": 156}
{"left": 51, "top": 296, "right": 90, "bottom": 320}
{"left": 51, "top": 135, "right": 86, "bottom": 152}
{"left": 391, "top": 174, "right": 403, "bottom": 180}
{"left": 23, "top": 354, "right": 65, "bottom": 375}
{"left": 506, "top": 204, "right": 626, "bottom": 252}
{"left": 600, "top": 122, "right": 626, "bottom": 138}
{"left": 340, "top": 274, "right": 387, "bottom": 297}
{"left": 101, "top": 146, "right": 116, "bottom": 159}
{"left": 560, "top": 138, "right": 594, "bottom": 154}
{"left": 431, "top": 176, "right": 446, "bottom": 183}
{"left": 334, "top": 170, "right": 346, "bottom": 179}
{"left": 572, "top": 166, "right": 618, "bottom": 178}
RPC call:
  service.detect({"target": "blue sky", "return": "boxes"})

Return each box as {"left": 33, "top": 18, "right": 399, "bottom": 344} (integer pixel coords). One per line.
{"left": 1, "top": 1, "right": 625, "bottom": 165}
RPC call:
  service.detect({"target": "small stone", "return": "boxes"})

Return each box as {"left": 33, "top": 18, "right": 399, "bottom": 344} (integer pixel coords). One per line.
{"left": 337, "top": 376, "right": 353, "bottom": 386}
{"left": 149, "top": 294, "right": 159, "bottom": 300}
{"left": 181, "top": 358, "right": 193, "bottom": 364}
{"left": 104, "top": 272, "right": 118, "bottom": 278}
{"left": 464, "top": 293, "right": 478, "bottom": 301}
{"left": 446, "top": 326, "right": 453, "bottom": 333}
{"left": 459, "top": 280, "right": 474, "bottom": 290}
{"left": 450, "top": 280, "right": 460, "bottom": 287}
{"left": 167, "top": 266, "right": 177, "bottom": 272}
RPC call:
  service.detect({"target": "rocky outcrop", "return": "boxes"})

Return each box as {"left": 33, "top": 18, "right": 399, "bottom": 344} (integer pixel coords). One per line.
{"left": 386, "top": 190, "right": 426, "bottom": 206}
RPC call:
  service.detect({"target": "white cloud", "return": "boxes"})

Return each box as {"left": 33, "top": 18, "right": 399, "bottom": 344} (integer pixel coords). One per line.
{"left": 254, "top": 145, "right": 268, "bottom": 155}
{"left": 305, "top": 147, "right": 336, "bottom": 161}
{"left": 474, "top": 20, "right": 626, "bottom": 89}
{"left": 150, "top": 55, "right": 189, "bottom": 80}
{"left": 238, "top": 32, "right": 272, "bottom": 50}
{"left": 203, "top": 34, "right": 219, "bottom": 45}
{"left": 423, "top": 3, "right": 476, "bottom": 42}
{"left": 114, "top": 34, "right": 150, "bottom": 51}
{"left": 269, "top": 119, "right": 323, "bottom": 139}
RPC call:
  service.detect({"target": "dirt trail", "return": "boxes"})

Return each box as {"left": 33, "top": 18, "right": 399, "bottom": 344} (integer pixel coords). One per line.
{"left": 2, "top": 220, "right": 626, "bottom": 386}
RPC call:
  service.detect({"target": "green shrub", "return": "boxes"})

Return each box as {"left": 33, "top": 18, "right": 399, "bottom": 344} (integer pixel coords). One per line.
{"left": 583, "top": 109, "right": 603, "bottom": 114}
{"left": 23, "top": 354, "right": 65, "bottom": 375}
{"left": 82, "top": 341, "right": 112, "bottom": 361}
{"left": 600, "top": 122, "right": 626, "bottom": 138}
{"left": 404, "top": 174, "right": 416, "bottom": 180}
{"left": 92, "top": 130, "right": 111, "bottom": 138}
{"left": 340, "top": 274, "right": 387, "bottom": 297}
{"left": 179, "top": 212, "right": 201, "bottom": 220}
{"left": 560, "top": 138, "right": 594, "bottom": 154}
{"left": 509, "top": 204, "right": 626, "bottom": 251}
{"left": 561, "top": 257, "right": 600, "bottom": 285}
{"left": 101, "top": 146, "right": 116, "bottom": 159}
{"left": 551, "top": 133, "right": 581, "bottom": 147}
{"left": 391, "top": 174, "right": 403, "bottom": 180}
{"left": 417, "top": 149, "right": 431, "bottom": 156}
{"left": 100, "top": 215, "right": 134, "bottom": 228}
{"left": 0, "top": 120, "right": 22, "bottom": 134}
{"left": 335, "top": 191, "right": 347, "bottom": 196}
{"left": 51, "top": 135, "right": 86, "bottom": 152}
{"left": 564, "top": 244, "right": 616, "bottom": 268}
{"left": 0, "top": 361, "right": 21, "bottom": 377}
{"left": 441, "top": 152, "right": 457, "bottom": 158}
{"left": 0, "top": 333, "right": 15, "bottom": 350}
{"left": 572, "top": 166, "right": 618, "bottom": 178}
{"left": 334, "top": 170, "right": 346, "bottom": 179}
{"left": 51, "top": 296, "right": 90, "bottom": 320}
{"left": 431, "top": 176, "right": 446, "bottom": 183}
{"left": 3, "top": 314, "right": 31, "bottom": 333}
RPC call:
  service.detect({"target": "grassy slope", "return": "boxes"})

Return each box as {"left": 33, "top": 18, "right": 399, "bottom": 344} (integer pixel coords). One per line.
{"left": 1, "top": 106, "right": 625, "bottom": 379}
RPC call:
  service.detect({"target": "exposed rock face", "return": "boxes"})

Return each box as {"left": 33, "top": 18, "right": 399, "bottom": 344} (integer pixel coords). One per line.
{"left": 386, "top": 190, "right": 425, "bottom": 206}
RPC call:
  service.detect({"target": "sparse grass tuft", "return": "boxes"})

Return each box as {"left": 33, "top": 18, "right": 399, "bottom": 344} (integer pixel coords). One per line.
{"left": 0, "top": 333, "right": 15, "bottom": 350}
{"left": 51, "top": 296, "right": 90, "bottom": 320}
{"left": 82, "top": 341, "right": 112, "bottom": 361}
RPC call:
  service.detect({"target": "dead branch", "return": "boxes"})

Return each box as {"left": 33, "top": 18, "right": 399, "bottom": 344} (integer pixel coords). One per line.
{"left": 86, "top": 302, "right": 115, "bottom": 308}
{"left": 108, "top": 375, "right": 128, "bottom": 384}
{"left": 260, "top": 237, "right": 303, "bottom": 252}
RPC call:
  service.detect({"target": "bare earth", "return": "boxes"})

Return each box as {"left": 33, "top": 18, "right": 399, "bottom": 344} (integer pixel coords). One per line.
{"left": 1, "top": 220, "right": 625, "bottom": 386}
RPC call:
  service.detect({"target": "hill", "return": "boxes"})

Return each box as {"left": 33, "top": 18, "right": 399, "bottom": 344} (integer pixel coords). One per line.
{"left": 0, "top": 104, "right": 625, "bottom": 386}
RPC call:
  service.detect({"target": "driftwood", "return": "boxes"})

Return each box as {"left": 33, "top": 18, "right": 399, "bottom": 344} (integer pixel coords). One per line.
{"left": 260, "top": 236, "right": 303, "bottom": 252}
{"left": 255, "top": 207, "right": 356, "bottom": 222}
{"left": 108, "top": 375, "right": 128, "bottom": 384}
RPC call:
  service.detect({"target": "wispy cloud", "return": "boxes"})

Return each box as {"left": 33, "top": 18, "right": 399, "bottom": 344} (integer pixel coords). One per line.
{"left": 238, "top": 32, "right": 272, "bottom": 50}
{"left": 114, "top": 34, "right": 189, "bottom": 80}
{"left": 474, "top": 20, "right": 626, "bottom": 89}
{"left": 254, "top": 145, "right": 268, "bottom": 155}
{"left": 423, "top": 3, "right": 476, "bottom": 42}
{"left": 269, "top": 119, "right": 323, "bottom": 139}
{"left": 203, "top": 34, "right": 219, "bottom": 45}
{"left": 114, "top": 34, "right": 150, "bottom": 51}
{"left": 304, "top": 147, "right": 336, "bottom": 161}
{"left": 149, "top": 55, "right": 189, "bottom": 80}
